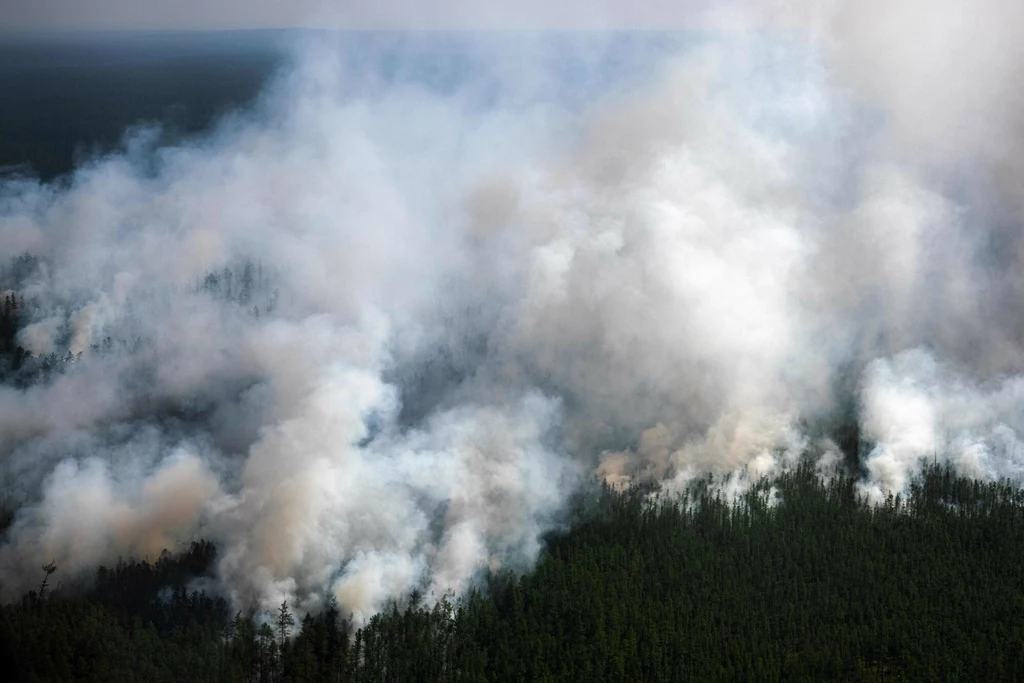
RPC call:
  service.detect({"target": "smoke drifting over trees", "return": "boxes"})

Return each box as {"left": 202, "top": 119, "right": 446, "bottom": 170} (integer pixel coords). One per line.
{"left": 2, "top": 1, "right": 1024, "bottom": 622}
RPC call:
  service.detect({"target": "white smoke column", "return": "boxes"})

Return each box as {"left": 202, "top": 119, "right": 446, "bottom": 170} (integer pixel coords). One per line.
{"left": 0, "top": 444, "right": 220, "bottom": 585}
{"left": 16, "top": 316, "right": 62, "bottom": 356}
{"left": 485, "top": 39, "right": 858, "bottom": 486}
{"left": 859, "top": 349, "right": 1024, "bottom": 503}
{"left": 68, "top": 297, "right": 116, "bottom": 355}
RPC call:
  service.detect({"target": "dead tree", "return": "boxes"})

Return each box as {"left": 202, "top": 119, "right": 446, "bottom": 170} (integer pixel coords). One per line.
{"left": 37, "top": 561, "right": 57, "bottom": 603}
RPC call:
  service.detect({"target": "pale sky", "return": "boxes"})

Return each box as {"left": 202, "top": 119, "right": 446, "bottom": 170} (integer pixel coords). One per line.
{"left": 2, "top": 0, "right": 733, "bottom": 31}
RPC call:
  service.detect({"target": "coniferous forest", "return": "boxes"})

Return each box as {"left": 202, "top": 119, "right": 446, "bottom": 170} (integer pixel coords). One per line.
{"left": 2, "top": 462, "right": 1023, "bottom": 682}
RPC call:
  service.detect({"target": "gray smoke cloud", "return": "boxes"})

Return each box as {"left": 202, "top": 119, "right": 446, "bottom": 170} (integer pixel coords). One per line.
{"left": 2, "top": 1, "right": 1024, "bottom": 621}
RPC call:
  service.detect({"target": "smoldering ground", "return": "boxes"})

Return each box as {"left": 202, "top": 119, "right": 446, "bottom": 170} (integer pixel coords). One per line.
{"left": 2, "top": 1, "right": 1024, "bottom": 622}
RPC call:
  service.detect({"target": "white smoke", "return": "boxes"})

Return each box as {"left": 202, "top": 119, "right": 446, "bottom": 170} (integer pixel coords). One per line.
{"left": 859, "top": 349, "right": 1024, "bottom": 503}
{"left": 1, "top": 4, "right": 1024, "bottom": 619}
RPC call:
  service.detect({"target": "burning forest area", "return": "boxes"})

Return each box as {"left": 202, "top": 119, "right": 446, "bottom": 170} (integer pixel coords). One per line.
{"left": 2, "top": 1, "right": 1024, "bottom": 680}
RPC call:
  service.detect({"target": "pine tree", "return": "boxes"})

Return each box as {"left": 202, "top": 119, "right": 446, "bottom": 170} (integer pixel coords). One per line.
{"left": 277, "top": 600, "right": 295, "bottom": 645}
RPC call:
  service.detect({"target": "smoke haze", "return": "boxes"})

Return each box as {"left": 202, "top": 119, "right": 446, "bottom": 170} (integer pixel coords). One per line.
{"left": 2, "top": 1, "right": 1024, "bottom": 621}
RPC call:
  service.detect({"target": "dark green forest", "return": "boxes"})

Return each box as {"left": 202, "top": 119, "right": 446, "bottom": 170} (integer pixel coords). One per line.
{"left": 2, "top": 462, "right": 1023, "bottom": 682}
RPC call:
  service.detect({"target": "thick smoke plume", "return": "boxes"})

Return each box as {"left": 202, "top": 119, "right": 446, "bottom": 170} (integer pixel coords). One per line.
{"left": 3, "top": 1, "right": 1024, "bottom": 619}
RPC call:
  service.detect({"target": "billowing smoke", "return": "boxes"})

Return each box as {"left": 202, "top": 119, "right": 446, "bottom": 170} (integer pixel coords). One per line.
{"left": 2, "top": 2, "right": 1024, "bottom": 620}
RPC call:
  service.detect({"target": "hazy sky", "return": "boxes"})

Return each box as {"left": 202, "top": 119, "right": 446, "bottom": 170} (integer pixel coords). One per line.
{"left": 2, "top": 0, "right": 727, "bottom": 31}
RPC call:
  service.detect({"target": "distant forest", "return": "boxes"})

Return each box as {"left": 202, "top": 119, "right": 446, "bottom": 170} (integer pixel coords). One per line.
{"left": 0, "top": 32, "right": 283, "bottom": 180}
{"left": 1, "top": 462, "right": 1023, "bottom": 682}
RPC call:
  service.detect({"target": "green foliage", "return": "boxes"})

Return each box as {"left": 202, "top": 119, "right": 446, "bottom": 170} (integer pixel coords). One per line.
{"left": 443, "top": 464, "right": 1024, "bottom": 682}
